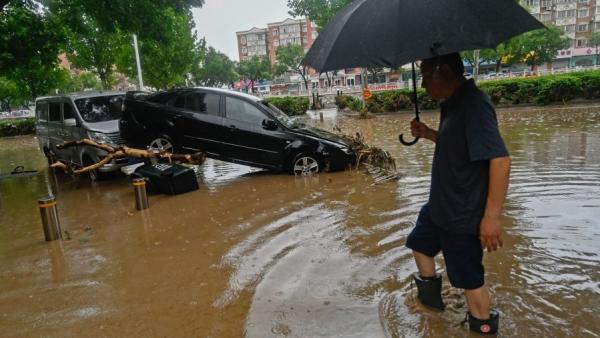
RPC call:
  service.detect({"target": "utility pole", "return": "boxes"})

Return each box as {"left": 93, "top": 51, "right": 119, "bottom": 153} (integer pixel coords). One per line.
{"left": 474, "top": 49, "right": 480, "bottom": 82}
{"left": 133, "top": 34, "right": 145, "bottom": 91}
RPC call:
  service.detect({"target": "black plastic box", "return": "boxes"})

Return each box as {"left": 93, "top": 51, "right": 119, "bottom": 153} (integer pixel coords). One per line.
{"left": 134, "top": 163, "right": 199, "bottom": 195}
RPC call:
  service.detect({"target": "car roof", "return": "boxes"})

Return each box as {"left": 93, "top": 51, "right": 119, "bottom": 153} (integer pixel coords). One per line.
{"left": 191, "top": 87, "right": 262, "bottom": 102}
{"left": 36, "top": 91, "right": 126, "bottom": 102}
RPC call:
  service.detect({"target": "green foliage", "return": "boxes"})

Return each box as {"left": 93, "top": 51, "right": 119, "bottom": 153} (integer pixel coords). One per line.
{"left": 0, "top": 118, "right": 35, "bottom": 137}
{"left": 275, "top": 44, "right": 309, "bottom": 89}
{"left": 334, "top": 95, "right": 356, "bottom": 109}
{"left": 55, "top": 71, "right": 102, "bottom": 93}
{"left": 193, "top": 46, "right": 236, "bottom": 87}
{"left": 519, "top": 25, "right": 570, "bottom": 70}
{"left": 265, "top": 96, "right": 309, "bottom": 116}
{"left": 535, "top": 76, "right": 582, "bottom": 104}
{"left": 286, "top": 0, "right": 350, "bottom": 29}
{"left": 237, "top": 56, "right": 272, "bottom": 93}
{"left": 478, "top": 71, "right": 600, "bottom": 106}
{"left": 115, "top": 9, "right": 202, "bottom": 89}
{"left": 51, "top": 0, "right": 126, "bottom": 89}
{"left": 348, "top": 97, "right": 364, "bottom": 112}
{"left": 0, "top": 76, "right": 23, "bottom": 111}
{"left": 1, "top": 1, "right": 66, "bottom": 98}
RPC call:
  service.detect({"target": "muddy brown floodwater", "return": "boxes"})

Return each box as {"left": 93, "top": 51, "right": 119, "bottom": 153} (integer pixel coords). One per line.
{"left": 0, "top": 106, "right": 599, "bottom": 337}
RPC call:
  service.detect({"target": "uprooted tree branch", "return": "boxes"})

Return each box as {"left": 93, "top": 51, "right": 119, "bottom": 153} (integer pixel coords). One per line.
{"left": 50, "top": 139, "right": 205, "bottom": 174}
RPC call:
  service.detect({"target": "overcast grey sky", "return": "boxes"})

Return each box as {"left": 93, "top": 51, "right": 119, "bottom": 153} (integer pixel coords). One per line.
{"left": 192, "top": 0, "right": 292, "bottom": 61}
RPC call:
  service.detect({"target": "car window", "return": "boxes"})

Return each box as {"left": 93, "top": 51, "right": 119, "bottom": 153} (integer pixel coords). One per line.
{"left": 186, "top": 93, "right": 219, "bottom": 115}
{"left": 63, "top": 103, "right": 74, "bottom": 120}
{"left": 36, "top": 102, "right": 48, "bottom": 121}
{"left": 226, "top": 97, "right": 266, "bottom": 125}
{"left": 75, "top": 95, "right": 123, "bottom": 122}
{"left": 49, "top": 102, "right": 61, "bottom": 122}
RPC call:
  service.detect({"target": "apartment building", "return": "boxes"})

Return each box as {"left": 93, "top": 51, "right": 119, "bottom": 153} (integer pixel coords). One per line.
{"left": 236, "top": 18, "right": 317, "bottom": 64}
{"left": 236, "top": 27, "right": 268, "bottom": 61}
{"left": 267, "top": 18, "right": 318, "bottom": 65}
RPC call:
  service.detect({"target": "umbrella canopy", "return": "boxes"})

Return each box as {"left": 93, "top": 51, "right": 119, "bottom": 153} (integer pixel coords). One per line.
{"left": 302, "top": 0, "right": 544, "bottom": 72}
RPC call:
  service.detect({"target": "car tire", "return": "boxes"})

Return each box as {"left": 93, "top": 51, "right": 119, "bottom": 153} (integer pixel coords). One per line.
{"left": 290, "top": 152, "right": 320, "bottom": 176}
{"left": 148, "top": 134, "right": 175, "bottom": 153}
{"left": 82, "top": 155, "right": 102, "bottom": 182}
{"left": 43, "top": 147, "right": 56, "bottom": 165}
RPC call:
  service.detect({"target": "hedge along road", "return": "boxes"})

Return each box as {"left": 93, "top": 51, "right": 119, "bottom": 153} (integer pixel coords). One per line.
{"left": 0, "top": 106, "right": 599, "bottom": 337}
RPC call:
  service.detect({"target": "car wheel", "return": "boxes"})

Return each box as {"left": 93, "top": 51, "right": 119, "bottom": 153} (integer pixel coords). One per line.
{"left": 43, "top": 148, "right": 56, "bottom": 165}
{"left": 291, "top": 153, "right": 320, "bottom": 176}
{"left": 82, "top": 155, "right": 101, "bottom": 181}
{"left": 148, "top": 135, "right": 174, "bottom": 153}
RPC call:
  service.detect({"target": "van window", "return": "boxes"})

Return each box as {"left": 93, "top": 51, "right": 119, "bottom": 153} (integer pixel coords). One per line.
{"left": 36, "top": 102, "right": 48, "bottom": 121}
{"left": 63, "top": 103, "right": 74, "bottom": 120}
{"left": 49, "top": 102, "right": 61, "bottom": 122}
{"left": 75, "top": 95, "right": 124, "bottom": 122}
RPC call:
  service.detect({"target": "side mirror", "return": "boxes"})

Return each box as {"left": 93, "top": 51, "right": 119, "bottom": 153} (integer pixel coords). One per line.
{"left": 262, "top": 119, "right": 278, "bottom": 131}
{"left": 63, "top": 118, "right": 77, "bottom": 127}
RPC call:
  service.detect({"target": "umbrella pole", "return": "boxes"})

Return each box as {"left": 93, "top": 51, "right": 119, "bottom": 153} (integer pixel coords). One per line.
{"left": 399, "top": 62, "right": 420, "bottom": 146}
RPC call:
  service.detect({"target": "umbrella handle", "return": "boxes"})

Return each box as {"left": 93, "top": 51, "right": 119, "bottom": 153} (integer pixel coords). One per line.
{"left": 399, "top": 134, "right": 419, "bottom": 146}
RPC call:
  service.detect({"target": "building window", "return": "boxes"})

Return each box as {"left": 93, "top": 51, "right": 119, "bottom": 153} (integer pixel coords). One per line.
{"left": 241, "top": 37, "right": 246, "bottom": 44}
{"left": 274, "top": 40, "right": 279, "bottom": 46}
{"left": 541, "top": 13, "right": 552, "bottom": 21}
{"left": 302, "top": 24, "right": 307, "bottom": 32}
{"left": 242, "top": 47, "right": 247, "bottom": 53}
{"left": 273, "top": 29, "right": 278, "bottom": 36}
{"left": 578, "top": 9, "right": 589, "bottom": 17}
{"left": 579, "top": 0, "right": 589, "bottom": 3}
{"left": 577, "top": 39, "right": 588, "bottom": 47}
{"left": 577, "top": 23, "right": 588, "bottom": 32}
{"left": 594, "top": 22, "right": 600, "bottom": 31}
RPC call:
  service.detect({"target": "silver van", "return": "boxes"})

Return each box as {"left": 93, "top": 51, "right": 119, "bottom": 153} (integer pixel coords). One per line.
{"left": 35, "top": 91, "right": 128, "bottom": 180}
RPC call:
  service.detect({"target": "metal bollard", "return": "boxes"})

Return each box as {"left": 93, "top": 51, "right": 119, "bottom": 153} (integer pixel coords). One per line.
{"left": 132, "top": 178, "right": 149, "bottom": 211}
{"left": 319, "top": 112, "right": 324, "bottom": 122}
{"left": 38, "top": 195, "right": 62, "bottom": 241}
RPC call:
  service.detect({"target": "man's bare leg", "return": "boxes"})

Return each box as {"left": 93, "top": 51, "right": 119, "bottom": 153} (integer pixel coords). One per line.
{"left": 465, "top": 286, "right": 490, "bottom": 319}
{"left": 413, "top": 251, "right": 436, "bottom": 277}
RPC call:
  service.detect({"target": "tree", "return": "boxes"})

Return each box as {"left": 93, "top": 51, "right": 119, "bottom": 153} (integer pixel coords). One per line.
{"left": 274, "top": 44, "right": 310, "bottom": 90}
{"left": 1, "top": 1, "right": 66, "bottom": 99}
{"left": 287, "top": 0, "right": 350, "bottom": 29}
{"left": 518, "top": 25, "right": 569, "bottom": 71}
{"left": 0, "top": 76, "right": 22, "bottom": 111}
{"left": 590, "top": 31, "right": 600, "bottom": 66}
{"left": 115, "top": 9, "right": 201, "bottom": 89}
{"left": 366, "top": 67, "right": 385, "bottom": 83}
{"left": 51, "top": 0, "right": 126, "bottom": 89}
{"left": 237, "top": 56, "right": 272, "bottom": 93}
{"left": 193, "top": 47, "right": 237, "bottom": 87}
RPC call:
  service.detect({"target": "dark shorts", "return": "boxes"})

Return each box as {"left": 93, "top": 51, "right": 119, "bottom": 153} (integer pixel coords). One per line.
{"left": 406, "top": 204, "right": 484, "bottom": 290}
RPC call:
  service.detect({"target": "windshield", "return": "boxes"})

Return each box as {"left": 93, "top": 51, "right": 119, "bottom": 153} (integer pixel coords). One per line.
{"left": 261, "top": 101, "right": 305, "bottom": 129}
{"left": 75, "top": 95, "right": 124, "bottom": 122}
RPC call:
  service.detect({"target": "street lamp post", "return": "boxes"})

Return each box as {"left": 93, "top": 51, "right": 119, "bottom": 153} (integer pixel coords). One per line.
{"left": 132, "top": 34, "right": 145, "bottom": 91}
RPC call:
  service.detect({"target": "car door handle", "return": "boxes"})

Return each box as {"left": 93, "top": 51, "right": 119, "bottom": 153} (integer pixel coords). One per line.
{"left": 228, "top": 125, "right": 237, "bottom": 131}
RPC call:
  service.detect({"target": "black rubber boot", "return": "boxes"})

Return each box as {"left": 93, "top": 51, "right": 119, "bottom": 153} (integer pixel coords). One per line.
{"left": 412, "top": 272, "right": 445, "bottom": 310}
{"left": 466, "top": 310, "right": 499, "bottom": 335}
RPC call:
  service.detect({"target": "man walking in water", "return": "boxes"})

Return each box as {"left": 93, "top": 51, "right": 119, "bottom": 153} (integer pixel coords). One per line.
{"left": 406, "top": 53, "right": 511, "bottom": 335}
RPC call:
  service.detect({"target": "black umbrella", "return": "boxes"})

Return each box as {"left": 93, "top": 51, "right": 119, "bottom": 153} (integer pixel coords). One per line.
{"left": 302, "top": 0, "right": 543, "bottom": 145}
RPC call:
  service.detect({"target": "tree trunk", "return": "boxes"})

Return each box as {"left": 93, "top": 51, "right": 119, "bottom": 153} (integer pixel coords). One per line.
{"left": 496, "top": 60, "right": 501, "bottom": 73}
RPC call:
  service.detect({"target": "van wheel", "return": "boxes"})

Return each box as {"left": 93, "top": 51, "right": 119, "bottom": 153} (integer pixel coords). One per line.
{"left": 82, "top": 155, "right": 101, "bottom": 181}
{"left": 44, "top": 148, "right": 56, "bottom": 165}
{"left": 290, "top": 153, "right": 320, "bottom": 176}
{"left": 148, "top": 135, "right": 174, "bottom": 153}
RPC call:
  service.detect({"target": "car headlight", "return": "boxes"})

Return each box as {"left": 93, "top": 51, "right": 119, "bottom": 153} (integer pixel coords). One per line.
{"left": 88, "top": 132, "right": 116, "bottom": 146}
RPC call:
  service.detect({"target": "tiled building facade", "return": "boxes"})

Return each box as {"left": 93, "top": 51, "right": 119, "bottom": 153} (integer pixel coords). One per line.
{"left": 236, "top": 18, "right": 317, "bottom": 65}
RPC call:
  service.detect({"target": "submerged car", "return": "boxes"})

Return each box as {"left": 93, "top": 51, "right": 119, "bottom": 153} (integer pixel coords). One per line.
{"left": 35, "top": 91, "right": 128, "bottom": 180}
{"left": 120, "top": 88, "right": 355, "bottom": 174}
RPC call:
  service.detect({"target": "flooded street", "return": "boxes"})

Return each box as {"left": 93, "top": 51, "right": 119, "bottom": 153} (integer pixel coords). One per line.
{"left": 1, "top": 107, "right": 599, "bottom": 337}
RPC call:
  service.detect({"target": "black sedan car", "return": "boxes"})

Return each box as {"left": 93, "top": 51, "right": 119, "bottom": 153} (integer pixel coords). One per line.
{"left": 119, "top": 88, "right": 355, "bottom": 175}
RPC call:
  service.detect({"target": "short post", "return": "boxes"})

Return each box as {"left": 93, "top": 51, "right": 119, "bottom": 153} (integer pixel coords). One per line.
{"left": 132, "top": 178, "right": 149, "bottom": 211}
{"left": 319, "top": 111, "right": 324, "bottom": 122}
{"left": 38, "top": 195, "right": 62, "bottom": 241}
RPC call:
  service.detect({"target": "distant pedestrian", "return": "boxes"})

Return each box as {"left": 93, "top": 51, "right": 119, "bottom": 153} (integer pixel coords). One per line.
{"left": 406, "top": 52, "right": 511, "bottom": 335}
